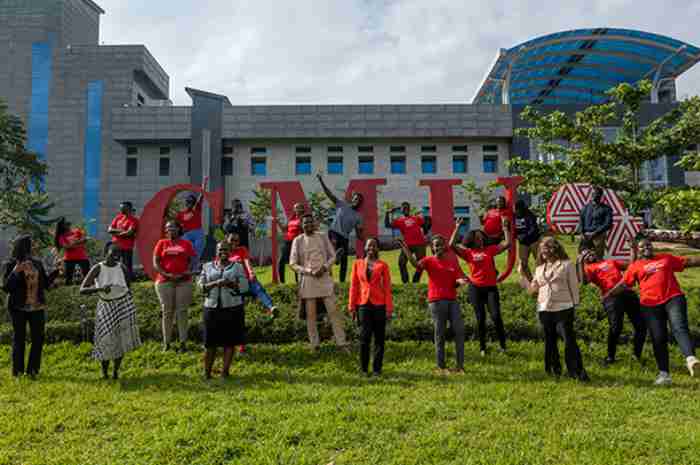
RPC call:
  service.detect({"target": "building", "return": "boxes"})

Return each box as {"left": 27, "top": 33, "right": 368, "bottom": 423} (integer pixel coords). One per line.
{"left": 2, "top": 1, "right": 699, "bottom": 250}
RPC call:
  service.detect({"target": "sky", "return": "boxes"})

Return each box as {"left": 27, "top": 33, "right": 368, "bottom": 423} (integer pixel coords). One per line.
{"left": 98, "top": 0, "right": 700, "bottom": 106}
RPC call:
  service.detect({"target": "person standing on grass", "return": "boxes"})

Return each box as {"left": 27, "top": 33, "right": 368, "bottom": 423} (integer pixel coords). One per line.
{"left": 226, "top": 231, "right": 277, "bottom": 355}
{"left": 153, "top": 221, "right": 196, "bottom": 353}
{"left": 274, "top": 202, "right": 306, "bottom": 284}
{"left": 385, "top": 202, "right": 430, "bottom": 284}
{"left": 107, "top": 201, "right": 139, "bottom": 278}
{"left": 290, "top": 213, "right": 349, "bottom": 352}
{"left": 317, "top": 173, "right": 364, "bottom": 283}
{"left": 577, "top": 242, "right": 646, "bottom": 366}
{"left": 175, "top": 177, "right": 208, "bottom": 272}
{"left": 449, "top": 219, "right": 511, "bottom": 356}
{"left": 520, "top": 237, "right": 589, "bottom": 382}
{"left": 514, "top": 200, "right": 541, "bottom": 278}
{"left": 199, "top": 241, "right": 249, "bottom": 379}
{"left": 79, "top": 243, "right": 141, "bottom": 380}
{"left": 481, "top": 196, "right": 512, "bottom": 246}
{"left": 2, "top": 235, "right": 56, "bottom": 379}
{"left": 577, "top": 186, "right": 613, "bottom": 259}
{"left": 397, "top": 236, "right": 469, "bottom": 373}
{"left": 623, "top": 237, "right": 700, "bottom": 385}
{"left": 349, "top": 237, "right": 393, "bottom": 376}
{"left": 54, "top": 217, "right": 90, "bottom": 286}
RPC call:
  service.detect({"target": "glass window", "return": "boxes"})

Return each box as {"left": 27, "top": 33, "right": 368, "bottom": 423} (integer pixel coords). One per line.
{"left": 222, "top": 146, "right": 234, "bottom": 155}
{"left": 359, "top": 156, "right": 374, "bottom": 174}
{"left": 421, "top": 145, "right": 437, "bottom": 153}
{"left": 160, "top": 146, "right": 171, "bottom": 155}
{"left": 390, "top": 145, "right": 406, "bottom": 153}
{"left": 452, "top": 145, "right": 468, "bottom": 152}
{"left": 126, "top": 146, "right": 138, "bottom": 155}
{"left": 251, "top": 147, "right": 267, "bottom": 154}
{"left": 187, "top": 157, "right": 191, "bottom": 176}
{"left": 328, "top": 146, "right": 343, "bottom": 153}
{"left": 221, "top": 157, "right": 233, "bottom": 176}
{"left": 328, "top": 156, "right": 343, "bottom": 175}
{"left": 251, "top": 157, "right": 267, "bottom": 176}
{"left": 358, "top": 146, "right": 374, "bottom": 153}
{"left": 453, "top": 156, "right": 467, "bottom": 174}
{"left": 159, "top": 157, "right": 170, "bottom": 176}
{"left": 296, "top": 146, "right": 312, "bottom": 154}
{"left": 391, "top": 156, "right": 406, "bottom": 174}
{"left": 422, "top": 156, "right": 437, "bottom": 174}
{"left": 296, "top": 156, "right": 312, "bottom": 175}
{"left": 483, "top": 155, "right": 498, "bottom": 173}
{"left": 126, "top": 158, "right": 137, "bottom": 177}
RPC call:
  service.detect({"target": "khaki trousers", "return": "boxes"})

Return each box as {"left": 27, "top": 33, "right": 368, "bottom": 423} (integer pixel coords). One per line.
{"left": 155, "top": 280, "right": 193, "bottom": 346}
{"left": 303, "top": 296, "right": 347, "bottom": 348}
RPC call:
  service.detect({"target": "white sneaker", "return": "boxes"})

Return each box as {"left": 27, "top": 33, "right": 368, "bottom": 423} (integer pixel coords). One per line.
{"left": 686, "top": 356, "right": 700, "bottom": 377}
{"left": 654, "top": 371, "right": 672, "bottom": 386}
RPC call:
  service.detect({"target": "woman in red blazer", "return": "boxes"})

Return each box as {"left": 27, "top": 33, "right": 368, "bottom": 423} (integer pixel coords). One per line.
{"left": 349, "top": 237, "right": 393, "bottom": 376}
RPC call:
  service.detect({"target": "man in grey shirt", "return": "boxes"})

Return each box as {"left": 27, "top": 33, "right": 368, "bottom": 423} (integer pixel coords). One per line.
{"left": 317, "top": 174, "right": 364, "bottom": 282}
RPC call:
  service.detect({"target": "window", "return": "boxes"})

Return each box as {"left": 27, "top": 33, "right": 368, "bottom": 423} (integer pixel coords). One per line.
{"left": 483, "top": 145, "right": 498, "bottom": 152}
{"left": 126, "top": 158, "right": 138, "bottom": 177}
{"left": 421, "top": 145, "right": 437, "bottom": 153}
{"left": 126, "top": 146, "right": 138, "bottom": 155}
{"left": 390, "top": 145, "right": 406, "bottom": 153}
{"left": 358, "top": 146, "right": 374, "bottom": 153}
{"left": 222, "top": 146, "right": 234, "bottom": 155}
{"left": 251, "top": 157, "right": 267, "bottom": 176}
{"left": 296, "top": 146, "right": 312, "bottom": 154}
{"left": 160, "top": 146, "right": 171, "bottom": 155}
{"left": 483, "top": 155, "right": 498, "bottom": 173}
{"left": 452, "top": 145, "right": 468, "bottom": 152}
{"left": 358, "top": 156, "right": 374, "bottom": 174}
{"left": 221, "top": 157, "right": 233, "bottom": 176}
{"left": 455, "top": 207, "right": 470, "bottom": 236}
{"left": 159, "top": 157, "right": 170, "bottom": 176}
{"left": 296, "top": 156, "right": 312, "bottom": 175}
{"left": 453, "top": 156, "right": 467, "bottom": 174}
{"left": 251, "top": 147, "right": 267, "bottom": 154}
{"left": 187, "top": 141, "right": 191, "bottom": 154}
{"left": 328, "top": 156, "right": 343, "bottom": 175}
{"left": 187, "top": 157, "right": 191, "bottom": 176}
{"left": 391, "top": 156, "right": 406, "bottom": 174}
{"left": 328, "top": 146, "right": 343, "bottom": 153}
{"left": 422, "top": 156, "right": 437, "bottom": 174}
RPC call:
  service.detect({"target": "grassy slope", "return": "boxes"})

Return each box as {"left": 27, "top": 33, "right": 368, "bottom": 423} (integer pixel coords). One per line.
{"left": 1, "top": 341, "right": 699, "bottom": 465}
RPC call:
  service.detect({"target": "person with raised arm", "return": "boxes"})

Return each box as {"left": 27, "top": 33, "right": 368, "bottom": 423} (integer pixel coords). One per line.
{"left": 54, "top": 217, "right": 90, "bottom": 285}
{"left": 520, "top": 237, "right": 589, "bottom": 382}
{"left": 576, "top": 241, "right": 646, "bottom": 366}
{"left": 274, "top": 202, "right": 306, "bottom": 283}
{"left": 349, "top": 237, "right": 393, "bottom": 376}
{"left": 175, "top": 177, "right": 208, "bottom": 272}
{"left": 398, "top": 236, "right": 469, "bottom": 374}
{"left": 623, "top": 237, "right": 700, "bottom": 385}
{"left": 385, "top": 201, "right": 429, "bottom": 283}
{"left": 107, "top": 201, "right": 139, "bottom": 278}
{"left": 199, "top": 241, "right": 249, "bottom": 379}
{"left": 153, "top": 221, "right": 197, "bottom": 353}
{"left": 450, "top": 218, "right": 510, "bottom": 356}
{"left": 80, "top": 243, "right": 141, "bottom": 380}
{"left": 317, "top": 173, "right": 363, "bottom": 283}
{"left": 480, "top": 196, "right": 512, "bottom": 246}
{"left": 290, "top": 213, "right": 349, "bottom": 352}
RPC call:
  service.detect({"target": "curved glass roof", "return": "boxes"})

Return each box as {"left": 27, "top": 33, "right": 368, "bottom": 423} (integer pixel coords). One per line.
{"left": 472, "top": 28, "right": 700, "bottom": 105}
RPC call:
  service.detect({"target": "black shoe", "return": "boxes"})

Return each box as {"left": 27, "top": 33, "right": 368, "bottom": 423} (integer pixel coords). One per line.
{"left": 372, "top": 371, "right": 382, "bottom": 377}
{"left": 112, "top": 371, "right": 119, "bottom": 380}
{"left": 177, "top": 343, "right": 188, "bottom": 353}
{"left": 603, "top": 356, "right": 615, "bottom": 367}
{"left": 578, "top": 370, "right": 590, "bottom": 383}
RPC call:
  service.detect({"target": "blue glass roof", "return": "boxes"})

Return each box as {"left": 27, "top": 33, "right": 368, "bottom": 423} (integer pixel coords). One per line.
{"left": 472, "top": 28, "right": 700, "bottom": 105}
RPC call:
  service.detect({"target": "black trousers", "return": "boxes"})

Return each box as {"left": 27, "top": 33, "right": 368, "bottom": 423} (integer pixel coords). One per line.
{"left": 359, "top": 305, "right": 387, "bottom": 374}
{"left": 469, "top": 285, "right": 506, "bottom": 351}
{"left": 641, "top": 295, "right": 695, "bottom": 373}
{"left": 538, "top": 308, "right": 585, "bottom": 378}
{"left": 328, "top": 231, "right": 350, "bottom": 283}
{"left": 602, "top": 290, "right": 646, "bottom": 361}
{"left": 278, "top": 240, "right": 297, "bottom": 284}
{"left": 117, "top": 248, "right": 134, "bottom": 278}
{"left": 398, "top": 244, "right": 425, "bottom": 284}
{"left": 10, "top": 310, "right": 46, "bottom": 376}
{"left": 64, "top": 259, "right": 90, "bottom": 286}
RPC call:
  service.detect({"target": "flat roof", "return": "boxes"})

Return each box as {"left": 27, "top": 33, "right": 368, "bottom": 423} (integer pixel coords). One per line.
{"left": 472, "top": 28, "right": 700, "bottom": 105}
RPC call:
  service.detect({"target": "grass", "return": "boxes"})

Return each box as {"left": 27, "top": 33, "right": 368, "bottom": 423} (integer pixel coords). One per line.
{"left": 1, "top": 341, "right": 700, "bottom": 465}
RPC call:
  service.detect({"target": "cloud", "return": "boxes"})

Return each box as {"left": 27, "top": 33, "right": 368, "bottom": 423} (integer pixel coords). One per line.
{"left": 97, "top": 0, "right": 700, "bottom": 105}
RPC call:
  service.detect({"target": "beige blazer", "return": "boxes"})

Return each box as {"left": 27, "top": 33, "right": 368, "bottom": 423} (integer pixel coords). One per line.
{"left": 530, "top": 260, "right": 580, "bottom": 312}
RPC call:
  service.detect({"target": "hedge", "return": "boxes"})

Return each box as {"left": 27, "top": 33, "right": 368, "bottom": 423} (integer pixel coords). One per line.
{"left": 2, "top": 282, "right": 699, "bottom": 345}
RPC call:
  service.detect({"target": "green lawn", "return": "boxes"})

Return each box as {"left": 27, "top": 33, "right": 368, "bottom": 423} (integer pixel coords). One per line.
{"left": 1, "top": 341, "right": 699, "bottom": 465}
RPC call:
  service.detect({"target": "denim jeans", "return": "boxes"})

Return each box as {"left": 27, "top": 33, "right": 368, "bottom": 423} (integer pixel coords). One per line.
{"left": 641, "top": 295, "right": 695, "bottom": 373}
{"left": 182, "top": 228, "right": 205, "bottom": 271}
{"left": 469, "top": 285, "right": 506, "bottom": 351}
{"left": 602, "top": 290, "right": 646, "bottom": 360}
{"left": 429, "top": 300, "right": 465, "bottom": 369}
{"left": 328, "top": 231, "right": 349, "bottom": 283}
{"left": 249, "top": 279, "right": 273, "bottom": 310}
{"left": 398, "top": 244, "right": 425, "bottom": 284}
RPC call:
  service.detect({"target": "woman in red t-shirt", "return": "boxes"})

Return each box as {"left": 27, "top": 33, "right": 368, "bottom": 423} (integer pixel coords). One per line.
{"left": 153, "top": 221, "right": 196, "bottom": 353}
{"left": 480, "top": 196, "right": 512, "bottom": 246}
{"left": 577, "top": 242, "right": 646, "bottom": 366}
{"left": 273, "top": 202, "right": 306, "bottom": 284}
{"left": 54, "top": 217, "right": 90, "bottom": 285}
{"left": 449, "top": 218, "right": 510, "bottom": 356}
{"left": 624, "top": 237, "right": 700, "bottom": 385}
{"left": 398, "top": 236, "right": 469, "bottom": 373}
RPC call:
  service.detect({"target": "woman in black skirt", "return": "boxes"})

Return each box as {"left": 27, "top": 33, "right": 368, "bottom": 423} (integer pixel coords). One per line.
{"left": 199, "top": 241, "right": 249, "bottom": 379}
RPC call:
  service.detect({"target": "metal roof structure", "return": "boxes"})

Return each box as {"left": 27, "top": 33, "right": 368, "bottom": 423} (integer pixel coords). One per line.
{"left": 472, "top": 28, "right": 700, "bottom": 105}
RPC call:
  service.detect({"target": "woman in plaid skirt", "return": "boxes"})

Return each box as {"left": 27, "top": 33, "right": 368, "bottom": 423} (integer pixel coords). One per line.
{"left": 80, "top": 243, "right": 141, "bottom": 379}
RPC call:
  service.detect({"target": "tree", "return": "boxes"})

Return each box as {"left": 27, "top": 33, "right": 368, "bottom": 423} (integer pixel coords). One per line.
{"left": 249, "top": 187, "right": 272, "bottom": 265}
{"left": 0, "top": 98, "right": 57, "bottom": 246}
{"left": 308, "top": 191, "right": 333, "bottom": 227}
{"left": 458, "top": 179, "right": 500, "bottom": 218}
{"left": 508, "top": 81, "right": 700, "bottom": 215}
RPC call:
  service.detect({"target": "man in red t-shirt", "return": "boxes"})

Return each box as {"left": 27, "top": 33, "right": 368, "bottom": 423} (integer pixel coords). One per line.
{"left": 623, "top": 237, "right": 700, "bottom": 385}
{"left": 107, "top": 201, "right": 139, "bottom": 277}
{"left": 175, "top": 177, "right": 208, "bottom": 272}
{"left": 577, "top": 243, "right": 645, "bottom": 366}
{"left": 480, "top": 196, "right": 513, "bottom": 246}
{"left": 273, "top": 202, "right": 306, "bottom": 284}
{"left": 385, "top": 202, "right": 431, "bottom": 284}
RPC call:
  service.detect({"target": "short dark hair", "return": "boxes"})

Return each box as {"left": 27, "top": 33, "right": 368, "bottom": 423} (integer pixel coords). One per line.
{"left": 578, "top": 238, "right": 595, "bottom": 253}
{"left": 301, "top": 213, "right": 315, "bottom": 222}
{"left": 11, "top": 235, "right": 32, "bottom": 262}
{"left": 120, "top": 201, "right": 133, "bottom": 209}
{"left": 463, "top": 229, "right": 486, "bottom": 249}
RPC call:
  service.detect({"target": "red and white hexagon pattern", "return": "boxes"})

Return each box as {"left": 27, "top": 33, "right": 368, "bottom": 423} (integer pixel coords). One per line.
{"left": 546, "top": 183, "right": 644, "bottom": 259}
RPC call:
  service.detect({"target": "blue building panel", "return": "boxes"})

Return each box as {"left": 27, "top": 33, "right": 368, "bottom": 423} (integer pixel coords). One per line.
{"left": 83, "top": 80, "right": 104, "bottom": 236}
{"left": 27, "top": 38, "right": 54, "bottom": 189}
